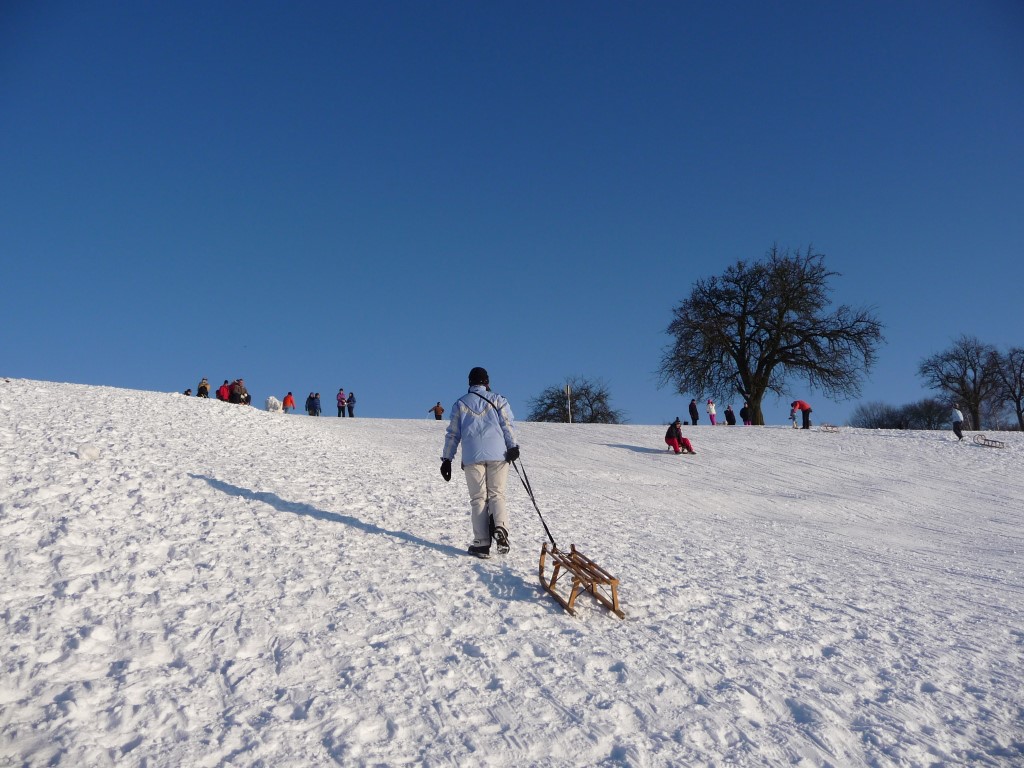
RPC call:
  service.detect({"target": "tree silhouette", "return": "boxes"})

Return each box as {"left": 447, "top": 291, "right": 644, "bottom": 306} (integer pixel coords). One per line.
{"left": 659, "top": 246, "right": 884, "bottom": 424}
{"left": 526, "top": 377, "right": 624, "bottom": 424}
{"left": 918, "top": 335, "right": 1001, "bottom": 430}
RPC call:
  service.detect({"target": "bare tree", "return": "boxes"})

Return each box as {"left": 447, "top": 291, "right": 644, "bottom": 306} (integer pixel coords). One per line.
{"left": 850, "top": 398, "right": 948, "bottom": 430}
{"left": 918, "top": 335, "right": 1001, "bottom": 430}
{"left": 658, "top": 246, "right": 884, "bottom": 424}
{"left": 903, "top": 398, "right": 949, "bottom": 430}
{"left": 850, "top": 401, "right": 901, "bottom": 429}
{"left": 526, "top": 377, "right": 625, "bottom": 424}
{"left": 993, "top": 347, "right": 1024, "bottom": 430}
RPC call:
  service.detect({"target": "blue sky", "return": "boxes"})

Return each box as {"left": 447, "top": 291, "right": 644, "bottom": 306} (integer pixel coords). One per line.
{"left": 3, "top": 1, "right": 1022, "bottom": 425}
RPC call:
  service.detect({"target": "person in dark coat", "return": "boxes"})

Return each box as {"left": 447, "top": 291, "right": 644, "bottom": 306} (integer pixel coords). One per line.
{"left": 688, "top": 399, "right": 700, "bottom": 426}
{"left": 346, "top": 392, "right": 355, "bottom": 417}
{"left": 305, "top": 393, "right": 315, "bottom": 415}
{"left": 724, "top": 405, "right": 736, "bottom": 426}
{"left": 740, "top": 402, "right": 751, "bottom": 425}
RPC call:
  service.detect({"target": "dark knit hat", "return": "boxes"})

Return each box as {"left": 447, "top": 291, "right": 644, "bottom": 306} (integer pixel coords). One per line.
{"left": 468, "top": 367, "right": 489, "bottom": 386}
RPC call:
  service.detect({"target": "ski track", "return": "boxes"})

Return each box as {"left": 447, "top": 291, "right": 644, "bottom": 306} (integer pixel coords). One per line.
{"left": 1, "top": 379, "right": 1023, "bottom": 766}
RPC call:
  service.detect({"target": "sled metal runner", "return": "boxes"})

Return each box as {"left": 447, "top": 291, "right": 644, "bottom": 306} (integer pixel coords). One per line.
{"left": 973, "top": 434, "right": 1006, "bottom": 449}
{"left": 539, "top": 543, "right": 624, "bottom": 619}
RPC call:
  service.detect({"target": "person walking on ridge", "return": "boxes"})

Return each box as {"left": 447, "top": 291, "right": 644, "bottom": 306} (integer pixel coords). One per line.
{"left": 951, "top": 403, "right": 965, "bottom": 441}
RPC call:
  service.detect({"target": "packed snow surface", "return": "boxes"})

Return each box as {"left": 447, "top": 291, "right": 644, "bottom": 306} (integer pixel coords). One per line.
{"left": 1, "top": 378, "right": 1022, "bottom": 767}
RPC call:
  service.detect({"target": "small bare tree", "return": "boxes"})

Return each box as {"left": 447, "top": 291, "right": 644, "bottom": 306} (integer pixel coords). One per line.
{"left": 918, "top": 335, "right": 1001, "bottom": 430}
{"left": 850, "top": 398, "right": 948, "bottom": 430}
{"left": 526, "top": 377, "right": 625, "bottom": 424}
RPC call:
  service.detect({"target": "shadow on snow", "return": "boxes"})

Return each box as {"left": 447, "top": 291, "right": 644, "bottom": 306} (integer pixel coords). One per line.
{"left": 192, "top": 473, "right": 467, "bottom": 558}
{"left": 191, "top": 473, "right": 551, "bottom": 611}
{"left": 604, "top": 443, "right": 670, "bottom": 455}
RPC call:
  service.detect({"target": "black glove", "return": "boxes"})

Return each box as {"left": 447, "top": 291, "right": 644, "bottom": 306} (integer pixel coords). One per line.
{"left": 440, "top": 458, "right": 452, "bottom": 482}
{"left": 504, "top": 445, "right": 520, "bottom": 463}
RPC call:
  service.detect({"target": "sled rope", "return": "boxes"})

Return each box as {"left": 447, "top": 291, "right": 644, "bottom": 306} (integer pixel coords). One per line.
{"left": 511, "top": 459, "right": 558, "bottom": 550}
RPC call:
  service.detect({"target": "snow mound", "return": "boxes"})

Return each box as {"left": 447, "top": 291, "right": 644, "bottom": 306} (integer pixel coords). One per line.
{"left": 1, "top": 378, "right": 1022, "bottom": 766}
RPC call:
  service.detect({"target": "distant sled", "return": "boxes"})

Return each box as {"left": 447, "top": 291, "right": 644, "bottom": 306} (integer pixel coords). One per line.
{"left": 973, "top": 434, "right": 1005, "bottom": 449}
{"left": 819, "top": 424, "right": 840, "bottom": 433}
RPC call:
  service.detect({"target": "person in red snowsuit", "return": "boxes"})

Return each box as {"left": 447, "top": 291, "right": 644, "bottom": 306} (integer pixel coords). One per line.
{"left": 665, "top": 419, "right": 696, "bottom": 454}
{"left": 790, "top": 400, "right": 812, "bottom": 430}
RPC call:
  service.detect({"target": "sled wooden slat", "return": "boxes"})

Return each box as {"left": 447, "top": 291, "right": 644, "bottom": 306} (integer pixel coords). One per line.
{"left": 539, "top": 543, "right": 624, "bottom": 619}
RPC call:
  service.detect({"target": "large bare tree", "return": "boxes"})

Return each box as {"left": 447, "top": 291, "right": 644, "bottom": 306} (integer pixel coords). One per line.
{"left": 659, "top": 246, "right": 884, "bottom": 425}
{"left": 918, "top": 335, "right": 1001, "bottom": 430}
{"left": 993, "top": 347, "right": 1024, "bottom": 430}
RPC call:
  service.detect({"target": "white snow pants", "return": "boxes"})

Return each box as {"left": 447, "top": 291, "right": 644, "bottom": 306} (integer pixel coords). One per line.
{"left": 463, "top": 461, "right": 509, "bottom": 547}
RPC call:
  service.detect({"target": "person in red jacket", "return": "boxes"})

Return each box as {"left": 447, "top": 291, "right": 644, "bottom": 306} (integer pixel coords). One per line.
{"left": 790, "top": 400, "right": 812, "bottom": 430}
{"left": 282, "top": 392, "right": 296, "bottom": 413}
{"left": 216, "top": 380, "right": 231, "bottom": 401}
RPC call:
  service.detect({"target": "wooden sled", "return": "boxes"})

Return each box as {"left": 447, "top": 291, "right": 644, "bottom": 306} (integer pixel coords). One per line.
{"left": 973, "top": 434, "right": 1006, "bottom": 449}
{"left": 819, "top": 424, "right": 840, "bottom": 433}
{"left": 539, "top": 543, "right": 624, "bottom": 619}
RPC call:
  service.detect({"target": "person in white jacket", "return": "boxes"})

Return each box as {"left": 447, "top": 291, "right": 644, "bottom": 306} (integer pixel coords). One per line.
{"left": 440, "top": 367, "right": 519, "bottom": 559}
{"left": 951, "top": 404, "right": 965, "bottom": 441}
{"left": 706, "top": 399, "right": 717, "bottom": 426}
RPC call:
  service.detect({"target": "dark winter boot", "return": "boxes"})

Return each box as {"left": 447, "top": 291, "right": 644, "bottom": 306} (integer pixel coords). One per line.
{"left": 493, "top": 526, "right": 510, "bottom": 555}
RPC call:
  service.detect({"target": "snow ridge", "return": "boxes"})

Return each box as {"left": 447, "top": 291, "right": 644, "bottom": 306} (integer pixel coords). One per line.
{"left": 1, "top": 378, "right": 1022, "bottom": 766}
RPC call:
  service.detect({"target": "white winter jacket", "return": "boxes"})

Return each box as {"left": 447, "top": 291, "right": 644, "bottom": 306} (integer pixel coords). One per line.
{"left": 442, "top": 386, "right": 517, "bottom": 465}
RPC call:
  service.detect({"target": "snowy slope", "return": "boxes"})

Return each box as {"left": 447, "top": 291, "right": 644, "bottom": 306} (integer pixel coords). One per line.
{"left": 1, "top": 378, "right": 1022, "bottom": 767}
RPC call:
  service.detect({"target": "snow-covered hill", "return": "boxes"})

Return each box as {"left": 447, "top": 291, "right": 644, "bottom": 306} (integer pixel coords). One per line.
{"left": 1, "top": 378, "right": 1022, "bottom": 767}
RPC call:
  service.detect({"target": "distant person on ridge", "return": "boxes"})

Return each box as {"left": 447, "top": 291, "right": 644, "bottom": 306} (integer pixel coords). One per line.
{"left": 740, "top": 402, "right": 751, "bottom": 426}
{"left": 790, "top": 399, "right": 812, "bottom": 430}
{"left": 305, "top": 393, "right": 315, "bottom": 415}
{"left": 706, "top": 399, "right": 717, "bottom": 426}
{"left": 282, "top": 392, "right": 296, "bottom": 413}
{"left": 439, "top": 367, "right": 519, "bottom": 559}
{"left": 313, "top": 392, "right": 322, "bottom": 416}
{"left": 665, "top": 418, "right": 696, "bottom": 455}
{"left": 688, "top": 399, "right": 699, "bottom": 426}
{"left": 196, "top": 378, "right": 210, "bottom": 398}
{"left": 337, "top": 388, "right": 347, "bottom": 417}
{"left": 951, "top": 403, "right": 965, "bottom": 441}
{"left": 724, "top": 405, "right": 736, "bottom": 426}
{"left": 229, "top": 379, "right": 250, "bottom": 405}
{"left": 429, "top": 402, "right": 445, "bottom": 420}
{"left": 346, "top": 392, "right": 355, "bottom": 417}
{"left": 217, "top": 380, "right": 231, "bottom": 401}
